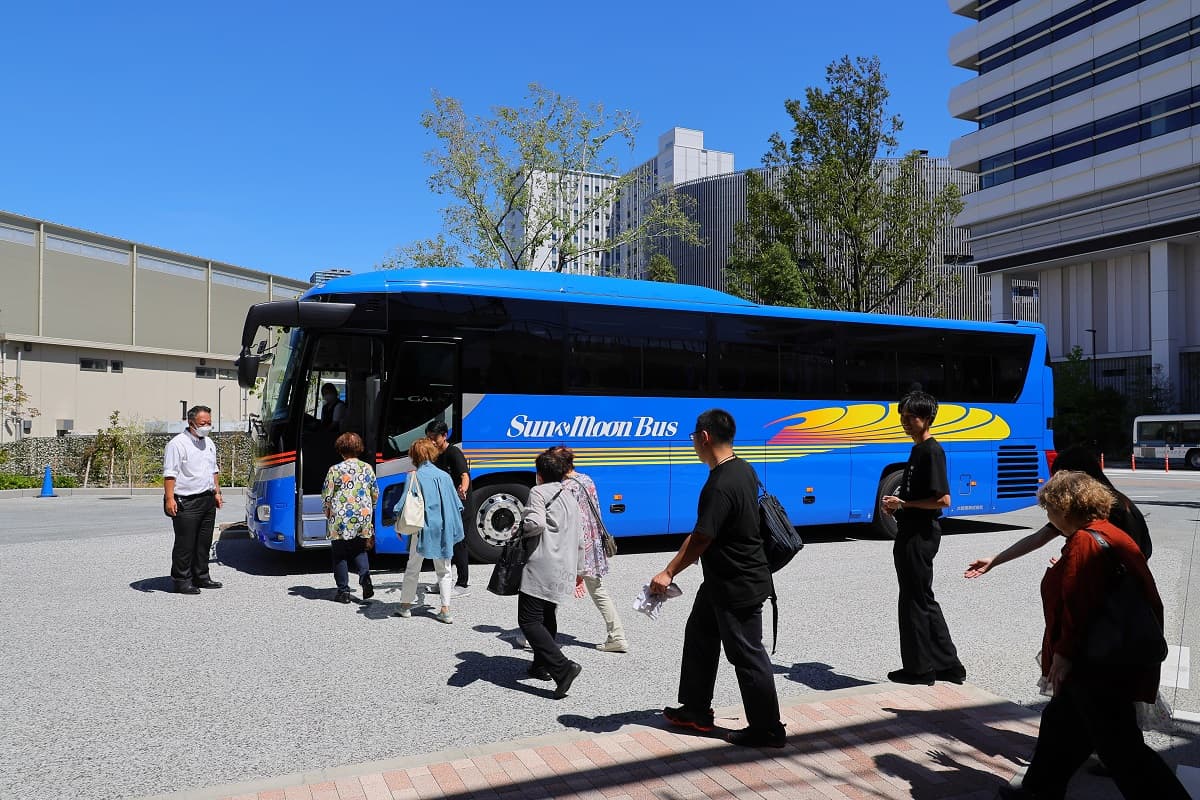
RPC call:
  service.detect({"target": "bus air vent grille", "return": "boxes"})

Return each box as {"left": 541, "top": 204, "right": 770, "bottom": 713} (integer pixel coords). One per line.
{"left": 996, "top": 445, "right": 1040, "bottom": 498}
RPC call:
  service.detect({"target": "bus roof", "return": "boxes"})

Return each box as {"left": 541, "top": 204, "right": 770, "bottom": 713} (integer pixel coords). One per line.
{"left": 1133, "top": 414, "right": 1200, "bottom": 422}
{"left": 306, "top": 267, "right": 1045, "bottom": 334}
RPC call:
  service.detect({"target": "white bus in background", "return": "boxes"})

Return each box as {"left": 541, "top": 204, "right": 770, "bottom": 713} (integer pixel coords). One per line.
{"left": 1132, "top": 414, "right": 1200, "bottom": 469}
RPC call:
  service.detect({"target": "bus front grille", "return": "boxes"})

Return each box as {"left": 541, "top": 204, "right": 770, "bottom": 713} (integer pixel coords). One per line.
{"left": 997, "top": 445, "right": 1040, "bottom": 499}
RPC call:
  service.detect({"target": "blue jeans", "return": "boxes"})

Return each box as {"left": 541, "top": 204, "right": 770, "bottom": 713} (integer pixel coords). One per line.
{"left": 331, "top": 537, "right": 371, "bottom": 593}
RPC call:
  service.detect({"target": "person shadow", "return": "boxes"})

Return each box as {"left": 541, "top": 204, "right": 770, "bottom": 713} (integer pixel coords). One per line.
{"left": 876, "top": 749, "right": 1009, "bottom": 798}
{"left": 450, "top": 651, "right": 557, "bottom": 698}
{"left": 879, "top": 705, "right": 1036, "bottom": 767}
{"left": 774, "top": 661, "right": 875, "bottom": 690}
{"left": 129, "top": 576, "right": 174, "bottom": 592}
{"left": 473, "top": 623, "right": 592, "bottom": 651}
{"left": 558, "top": 708, "right": 690, "bottom": 735}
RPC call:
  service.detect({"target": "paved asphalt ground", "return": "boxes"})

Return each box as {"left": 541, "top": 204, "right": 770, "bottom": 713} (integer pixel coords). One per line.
{"left": 1, "top": 470, "right": 1198, "bottom": 799}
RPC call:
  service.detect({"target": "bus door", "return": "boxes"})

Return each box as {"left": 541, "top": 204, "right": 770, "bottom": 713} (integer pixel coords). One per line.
{"left": 296, "top": 334, "right": 385, "bottom": 547}
{"left": 377, "top": 339, "right": 459, "bottom": 552}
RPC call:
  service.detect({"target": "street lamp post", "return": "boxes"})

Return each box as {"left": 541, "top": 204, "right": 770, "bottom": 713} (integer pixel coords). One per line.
{"left": 1085, "top": 328, "right": 1097, "bottom": 388}
{"left": 217, "top": 385, "right": 226, "bottom": 434}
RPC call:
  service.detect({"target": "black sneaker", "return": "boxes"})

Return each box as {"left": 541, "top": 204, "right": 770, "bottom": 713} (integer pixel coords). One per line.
{"left": 361, "top": 577, "right": 375, "bottom": 600}
{"left": 554, "top": 662, "right": 582, "bottom": 699}
{"left": 334, "top": 591, "right": 352, "bottom": 604}
{"left": 935, "top": 666, "right": 967, "bottom": 684}
{"left": 887, "top": 668, "right": 935, "bottom": 686}
{"left": 726, "top": 724, "right": 786, "bottom": 748}
{"left": 663, "top": 706, "right": 715, "bottom": 733}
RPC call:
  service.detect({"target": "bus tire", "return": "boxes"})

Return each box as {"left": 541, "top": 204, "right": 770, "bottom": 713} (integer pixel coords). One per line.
{"left": 1188, "top": 449, "right": 1200, "bottom": 470}
{"left": 871, "top": 469, "right": 906, "bottom": 540}
{"left": 465, "top": 483, "right": 530, "bottom": 563}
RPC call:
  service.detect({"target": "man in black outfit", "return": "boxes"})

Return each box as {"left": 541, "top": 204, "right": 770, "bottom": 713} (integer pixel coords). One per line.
{"left": 881, "top": 390, "right": 966, "bottom": 686}
{"left": 426, "top": 421, "right": 471, "bottom": 596}
{"left": 650, "top": 409, "right": 785, "bottom": 748}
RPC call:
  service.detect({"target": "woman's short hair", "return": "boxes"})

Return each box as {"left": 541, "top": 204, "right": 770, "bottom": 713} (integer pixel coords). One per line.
{"left": 1038, "top": 470, "right": 1116, "bottom": 522}
{"left": 535, "top": 448, "right": 568, "bottom": 483}
{"left": 335, "top": 432, "right": 364, "bottom": 458}
{"left": 550, "top": 445, "right": 575, "bottom": 470}
{"left": 409, "top": 437, "right": 439, "bottom": 466}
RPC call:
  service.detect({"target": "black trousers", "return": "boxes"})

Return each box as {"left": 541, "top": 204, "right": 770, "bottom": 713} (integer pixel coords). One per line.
{"left": 452, "top": 538, "right": 469, "bottom": 587}
{"left": 331, "top": 538, "right": 371, "bottom": 593}
{"left": 893, "top": 519, "right": 962, "bottom": 675}
{"left": 518, "top": 592, "right": 571, "bottom": 681}
{"left": 678, "top": 582, "right": 781, "bottom": 731}
{"left": 1022, "top": 681, "right": 1189, "bottom": 799}
{"left": 170, "top": 492, "right": 217, "bottom": 588}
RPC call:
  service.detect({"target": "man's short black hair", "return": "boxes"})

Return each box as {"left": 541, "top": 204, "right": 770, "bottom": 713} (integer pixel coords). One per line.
{"left": 898, "top": 390, "right": 938, "bottom": 422}
{"left": 425, "top": 420, "right": 450, "bottom": 437}
{"left": 695, "top": 408, "right": 736, "bottom": 445}
{"left": 187, "top": 405, "right": 211, "bottom": 424}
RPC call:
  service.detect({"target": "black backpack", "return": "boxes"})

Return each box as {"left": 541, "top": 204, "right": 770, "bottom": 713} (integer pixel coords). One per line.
{"left": 758, "top": 480, "right": 803, "bottom": 654}
{"left": 759, "top": 481, "right": 803, "bottom": 572}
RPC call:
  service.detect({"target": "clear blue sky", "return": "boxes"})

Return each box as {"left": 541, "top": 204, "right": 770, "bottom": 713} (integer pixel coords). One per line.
{"left": 1, "top": 2, "right": 974, "bottom": 282}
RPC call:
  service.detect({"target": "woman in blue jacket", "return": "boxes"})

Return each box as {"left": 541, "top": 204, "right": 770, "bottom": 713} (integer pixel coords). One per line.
{"left": 395, "top": 437, "right": 465, "bottom": 623}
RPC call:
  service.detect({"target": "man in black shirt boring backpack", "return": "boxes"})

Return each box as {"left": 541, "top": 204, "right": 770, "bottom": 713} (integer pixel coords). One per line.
{"left": 650, "top": 409, "right": 785, "bottom": 748}
{"left": 881, "top": 390, "right": 966, "bottom": 686}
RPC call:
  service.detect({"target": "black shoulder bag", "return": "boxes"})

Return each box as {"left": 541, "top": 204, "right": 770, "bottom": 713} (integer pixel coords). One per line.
{"left": 1081, "top": 530, "right": 1167, "bottom": 669}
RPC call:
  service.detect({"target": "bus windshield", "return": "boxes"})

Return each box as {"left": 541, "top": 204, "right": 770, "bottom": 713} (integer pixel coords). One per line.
{"left": 262, "top": 329, "right": 303, "bottom": 423}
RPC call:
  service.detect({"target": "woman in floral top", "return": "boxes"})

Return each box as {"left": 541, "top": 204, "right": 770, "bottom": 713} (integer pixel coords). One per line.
{"left": 553, "top": 446, "right": 627, "bottom": 653}
{"left": 322, "top": 432, "right": 379, "bottom": 603}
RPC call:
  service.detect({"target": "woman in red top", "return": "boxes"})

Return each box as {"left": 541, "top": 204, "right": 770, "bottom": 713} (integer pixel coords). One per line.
{"left": 1000, "top": 471, "right": 1185, "bottom": 800}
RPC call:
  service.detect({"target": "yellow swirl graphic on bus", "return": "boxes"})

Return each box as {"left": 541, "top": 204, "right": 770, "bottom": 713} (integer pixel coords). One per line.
{"left": 765, "top": 403, "right": 1010, "bottom": 445}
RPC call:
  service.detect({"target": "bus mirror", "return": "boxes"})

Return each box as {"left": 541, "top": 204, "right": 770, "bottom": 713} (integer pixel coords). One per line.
{"left": 236, "top": 354, "right": 260, "bottom": 389}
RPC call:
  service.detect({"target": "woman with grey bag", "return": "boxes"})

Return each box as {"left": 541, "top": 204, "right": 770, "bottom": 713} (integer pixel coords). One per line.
{"left": 519, "top": 448, "right": 586, "bottom": 698}
{"left": 553, "top": 446, "right": 627, "bottom": 653}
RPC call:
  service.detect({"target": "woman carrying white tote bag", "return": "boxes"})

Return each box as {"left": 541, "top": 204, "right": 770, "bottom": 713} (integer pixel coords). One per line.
{"left": 394, "top": 470, "right": 425, "bottom": 535}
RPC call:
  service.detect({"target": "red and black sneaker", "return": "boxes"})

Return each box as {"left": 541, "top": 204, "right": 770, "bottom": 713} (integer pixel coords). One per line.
{"left": 663, "top": 706, "right": 715, "bottom": 733}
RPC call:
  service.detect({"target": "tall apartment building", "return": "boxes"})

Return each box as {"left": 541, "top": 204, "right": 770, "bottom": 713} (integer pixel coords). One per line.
{"left": 661, "top": 158, "right": 1032, "bottom": 321}
{"left": 611, "top": 128, "right": 734, "bottom": 277}
{"left": 948, "top": 0, "right": 1200, "bottom": 408}
{"left": 506, "top": 127, "right": 734, "bottom": 277}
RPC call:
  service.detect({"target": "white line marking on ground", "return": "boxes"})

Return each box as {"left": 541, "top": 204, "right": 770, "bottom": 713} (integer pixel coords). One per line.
{"left": 1163, "top": 645, "right": 1191, "bottom": 690}
{"left": 1175, "top": 763, "right": 1200, "bottom": 797}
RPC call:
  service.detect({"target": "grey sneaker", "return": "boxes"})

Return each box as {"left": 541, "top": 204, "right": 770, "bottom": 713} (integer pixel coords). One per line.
{"left": 435, "top": 610, "right": 454, "bottom": 624}
{"left": 596, "top": 638, "right": 628, "bottom": 653}
{"left": 452, "top": 585, "right": 471, "bottom": 598}
{"left": 394, "top": 605, "right": 412, "bottom": 618}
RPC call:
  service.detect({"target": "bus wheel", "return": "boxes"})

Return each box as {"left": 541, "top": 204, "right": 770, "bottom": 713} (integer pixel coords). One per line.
{"left": 466, "top": 483, "right": 530, "bottom": 563}
{"left": 1188, "top": 450, "right": 1200, "bottom": 470}
{"left": 871, "top": 469, "right": 905, "bottom": 540}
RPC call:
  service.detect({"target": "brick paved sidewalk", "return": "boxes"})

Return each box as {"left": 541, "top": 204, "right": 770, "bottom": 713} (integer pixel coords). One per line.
{"left": 143, "top": 683, "right": 1106, "bottom": 800}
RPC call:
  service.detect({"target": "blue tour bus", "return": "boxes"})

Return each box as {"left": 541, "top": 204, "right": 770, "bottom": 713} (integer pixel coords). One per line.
{"left": 235, "top": 268, "right": 1054, "bottom": 559}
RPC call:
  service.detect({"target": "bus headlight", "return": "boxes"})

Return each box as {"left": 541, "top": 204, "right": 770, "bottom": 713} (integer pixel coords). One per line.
{"left": 256, "top": 505, "right": 271, "bottom": 522}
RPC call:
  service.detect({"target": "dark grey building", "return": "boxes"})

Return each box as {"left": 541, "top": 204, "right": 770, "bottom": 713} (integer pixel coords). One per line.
{"left": 661, "top": 158, "right": 1038, "bottom": 321}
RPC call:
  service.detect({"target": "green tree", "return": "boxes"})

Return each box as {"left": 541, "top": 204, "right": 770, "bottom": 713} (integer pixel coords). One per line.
{"left": 729, "top": 55, "right": 964, "bottom": 312}
{"left": 646, "top": 253, "right": 678, "bottom": 283}
{"left": 416, "top": 83, "right": 701, "bottom": 272}
{"left": 376, "top": 233, "right": 463, "bottom": 269}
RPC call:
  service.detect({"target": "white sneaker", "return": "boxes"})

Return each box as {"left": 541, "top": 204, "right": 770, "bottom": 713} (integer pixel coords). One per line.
{"left": 596, "top": 638, "right": 628, "bottom": 653}
{"left": 452, "top": 586, "right": 471, "bottom": 598}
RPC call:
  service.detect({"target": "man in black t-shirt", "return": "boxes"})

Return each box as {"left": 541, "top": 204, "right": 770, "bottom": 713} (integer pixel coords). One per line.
{"left": 426, "top": 421, "right": 471, "bottom": 595}
{"left": 650, "top": 409, "right": 784, "bottom": 748}
{"left": 881, "top": 390, "right": 965, "bottom": 686}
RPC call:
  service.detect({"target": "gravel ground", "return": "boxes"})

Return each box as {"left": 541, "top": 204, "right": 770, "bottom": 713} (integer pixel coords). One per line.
{"left": 1, "top": 489, "right": 1198, "bottom": 799}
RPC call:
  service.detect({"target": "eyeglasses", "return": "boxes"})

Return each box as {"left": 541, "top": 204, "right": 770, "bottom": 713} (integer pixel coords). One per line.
{"left": 689, "top": 430, "right": 704, "bottom": 441}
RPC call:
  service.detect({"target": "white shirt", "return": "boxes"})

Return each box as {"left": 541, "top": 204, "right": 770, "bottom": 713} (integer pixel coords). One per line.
{"left": 163, "top": 430, "right": 219, "bottom": 495}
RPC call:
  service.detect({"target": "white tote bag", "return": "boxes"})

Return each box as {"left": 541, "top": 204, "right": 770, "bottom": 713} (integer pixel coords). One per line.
{"left": 394, "top": 472, "right": 425, "bottom": 535}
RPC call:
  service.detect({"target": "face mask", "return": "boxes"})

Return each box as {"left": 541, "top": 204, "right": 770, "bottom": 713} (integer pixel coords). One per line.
{"left": 194, "top": 425, "right": 212, "bottom": 437}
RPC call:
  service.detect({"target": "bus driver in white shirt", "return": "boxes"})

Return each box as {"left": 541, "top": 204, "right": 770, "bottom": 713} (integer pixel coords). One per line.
{"left": 163, "top": 405, "right": 224, "bottom": 594}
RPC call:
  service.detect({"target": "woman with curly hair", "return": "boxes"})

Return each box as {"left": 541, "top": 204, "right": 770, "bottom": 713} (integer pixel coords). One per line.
{"left": 997, "top": 471, "right": 1184, "bottom": 799}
